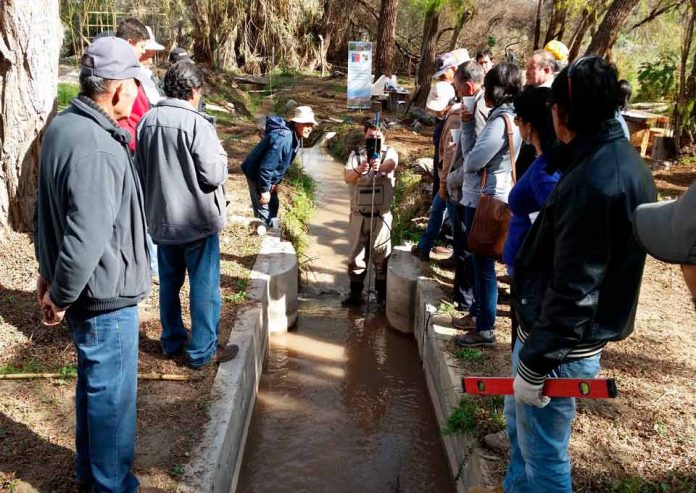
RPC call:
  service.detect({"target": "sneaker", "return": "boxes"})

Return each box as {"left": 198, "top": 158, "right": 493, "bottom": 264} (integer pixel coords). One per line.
{"left": 483, "top": 429, "right": 510, "bottom": 451}
{"left": 410, "top": 244, "right": 430, "bottom": 261}
{"left": 454, "top": 330, "right": 496, "bottom": 348}
{"left": 452, "top": 314, "right": 477, "bottom": 330}
{"left": 437, "top": 254, "right": 456, "bottom": 270}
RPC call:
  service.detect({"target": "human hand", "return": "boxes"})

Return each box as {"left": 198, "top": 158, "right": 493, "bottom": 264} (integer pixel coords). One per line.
{"left": 513, "top": 374, "right": 550, "bottom": 408}
{"left": 460, "top": 104, "right": 474, "bottom": 123}
{"left": 438, "top": 187, "right": 448, "bottom": 201}
{"left": 369, "top": 159, "right": 380, "bottom": 172}
{"left": 356, "top": 160, "right": 370, "bottom": 174}
{"left": 36, "top": 274, "right": 49, "bottom": 308}
{"left": 270, "top": 184, "right": 279, "bottom": 195}
{"left": 41, "top": 292, "right": 66, "bottom": 327}
{"left": 259, "top": 191, "right": 271, "bottom": 205}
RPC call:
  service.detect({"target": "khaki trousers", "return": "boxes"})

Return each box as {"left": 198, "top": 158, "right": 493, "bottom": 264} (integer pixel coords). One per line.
{"left": 347, "top": 211, "right": 392, "bottom": 283}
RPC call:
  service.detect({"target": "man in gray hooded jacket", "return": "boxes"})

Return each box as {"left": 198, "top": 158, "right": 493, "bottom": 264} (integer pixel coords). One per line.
{"left": 136, "top": 61, "right": 238, "bottom": 368}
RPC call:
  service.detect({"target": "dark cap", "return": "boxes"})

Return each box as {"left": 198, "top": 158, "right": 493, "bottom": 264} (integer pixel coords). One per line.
{"left": 169, "top": 47, "right": 193, "bottom": 64}
{"left": 635, "top": 182, "right": 696, "bottom": 265}
{"left": 81, "top": 36, "right": 141, "bottom": 80}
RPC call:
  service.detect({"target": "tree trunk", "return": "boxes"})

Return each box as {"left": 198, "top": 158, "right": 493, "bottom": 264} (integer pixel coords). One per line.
{"left": 413, "top": 6, "right": 441, "bottom": 108}
{"left": 585, "top": 0, "right": 640, "bottom": 57}
{"left": 533, "top": 0, "right": 544, "bottom": 49}
{"left": 374, "top": 0, "right": 400, "bottom": 76}
{"left": 191, "top": 1, "right": 213, "bottom": 65}
{"left": 673, "top": 2, "right": 695, "bottom": 151}
{"left": 448, "top": 6, "right": 474, "bottom": 51}
{"left": 568, "top": 7, "right": 593, "bottom": 60}
{"left": 0, "top": 0, "right": 62, "bottom": 236}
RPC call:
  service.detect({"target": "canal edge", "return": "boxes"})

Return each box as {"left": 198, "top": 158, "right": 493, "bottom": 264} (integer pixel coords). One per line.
{"left": 177, "top": 228, "right": 299, "bottom": 493}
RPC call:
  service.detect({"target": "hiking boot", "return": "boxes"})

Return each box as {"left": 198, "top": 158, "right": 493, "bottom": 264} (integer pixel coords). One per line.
{"left": 455, "top": 329, "right": 496, "bottom": 348}
{"left": 191, "top": 344, "right": 239, "bottom": 369}
{"left": 483, "top": 429, "right": 510, "bottom": 452}
{"left": 452, "top": 314, "right": 477, "bottom": 330}
{"left": 437, "top": 254, "right": 456, "bottom": 270}
{"left": 410, "top": 244, "right": 430, "bottom": 261}
{"left": 341, "top": 282, "right": 364, "bottom": 307}
{"left": 432, "top": 245, "right": 451, "bottom": 255}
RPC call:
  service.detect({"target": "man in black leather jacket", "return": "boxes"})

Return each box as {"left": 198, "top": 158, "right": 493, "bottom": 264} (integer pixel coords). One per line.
{"left": 503, "top": 57, "right": 656, "bottom": 493}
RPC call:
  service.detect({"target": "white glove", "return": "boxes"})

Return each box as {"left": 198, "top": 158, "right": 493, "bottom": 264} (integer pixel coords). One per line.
{"left": 513, "top": 374, "right": 550, "bottom": 408}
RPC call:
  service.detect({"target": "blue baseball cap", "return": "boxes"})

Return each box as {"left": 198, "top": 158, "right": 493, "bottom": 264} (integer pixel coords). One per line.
{"left": 80, "top": 36, "right": 141, "bottom": 81}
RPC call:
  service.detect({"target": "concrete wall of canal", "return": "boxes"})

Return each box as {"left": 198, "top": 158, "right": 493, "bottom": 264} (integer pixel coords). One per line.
{"left": 177, "top": 229, "right": 298, "bottom": 493}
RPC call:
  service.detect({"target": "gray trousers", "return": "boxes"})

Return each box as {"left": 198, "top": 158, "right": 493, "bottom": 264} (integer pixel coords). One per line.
{"left": 347, "top": 211, "right": 392, "bottom": 283}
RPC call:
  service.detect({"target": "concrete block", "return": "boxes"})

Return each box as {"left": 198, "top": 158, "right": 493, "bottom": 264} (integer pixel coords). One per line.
{"left": 386, "top": 245, "right": 427, "bottom": 333}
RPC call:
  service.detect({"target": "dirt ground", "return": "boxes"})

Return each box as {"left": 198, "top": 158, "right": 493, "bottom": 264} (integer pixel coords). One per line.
{"left": 2, "top": 72, "right": 695, "bottom": 492}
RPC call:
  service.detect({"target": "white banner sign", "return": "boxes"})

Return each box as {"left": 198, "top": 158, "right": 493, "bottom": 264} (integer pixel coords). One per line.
{"left": 347, "top": 41, "right": 372, "bottom": 109}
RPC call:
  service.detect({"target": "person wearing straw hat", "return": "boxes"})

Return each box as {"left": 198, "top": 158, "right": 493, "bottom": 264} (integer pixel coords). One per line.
{"left": 242, "top": 105, "right": 317, "bottom": 226}
{"left": 635, "top": 182, "right": 696, "bottom": 310}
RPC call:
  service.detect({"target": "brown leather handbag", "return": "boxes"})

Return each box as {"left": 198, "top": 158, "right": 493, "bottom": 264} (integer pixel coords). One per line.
{"left": 467, "top": 114, "right": 517, "bottom": 260}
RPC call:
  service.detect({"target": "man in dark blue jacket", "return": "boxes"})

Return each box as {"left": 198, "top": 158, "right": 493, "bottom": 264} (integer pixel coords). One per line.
{"left": 241, "top": 106, "right": 317, "bottom": 226}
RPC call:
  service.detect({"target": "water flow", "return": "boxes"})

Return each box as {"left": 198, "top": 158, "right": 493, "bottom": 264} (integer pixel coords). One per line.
{"left": 237, "top": 297, "right": 454, "bottom": 493}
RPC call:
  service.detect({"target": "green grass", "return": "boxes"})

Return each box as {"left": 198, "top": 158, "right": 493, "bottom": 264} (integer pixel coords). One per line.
{"left": 57, "top": 82, "right": 79, "bottom": 110}
{"left": 169, "top": 464, "right": 185, "bottom": 478}
{"left": 608, "top": 472, "right": 696, "bottom": 493}
{"left": 443, "top": 395, "right": 505, "bottom": 436}
{"left": 282, "top": 158, "right": 316, "bottom": 264}
{"left": 453, "top": 348, "right": 483, "bottom": 363}
{"left": 58, "top": 364, "right": 78, "bottom": 379}
{"left": 443, "top": 398, "right": 478, "bottom": 435}
{"left": 0, "top": 359, "right": 43, "bottom": 374}
{"left": 391, "top": 169, "right": 424, "bottom": 246}
{"left": 223, "top": 279, "right": 248, "bottom": 304}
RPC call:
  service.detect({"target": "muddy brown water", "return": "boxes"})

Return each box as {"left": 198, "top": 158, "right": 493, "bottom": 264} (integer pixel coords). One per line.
{"left": 237, "top": 298, "right": 455, "bottom": 493}
{"left": 237, "top": 145, "right": 454, "bottom": 492}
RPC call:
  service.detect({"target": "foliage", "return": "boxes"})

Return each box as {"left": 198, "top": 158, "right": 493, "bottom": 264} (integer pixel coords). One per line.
{"left": 57, "top": 82, "right": 79, "bottom": 110}
{"left": 608, "top": 471, "right": 696, "bottom": 493}
{"left": 282, "top": 157, "right": 316, "bottom": 264}
{"left": 223, "top": 279, "right": 248, "bottom": 304}
{"left": 636, "top": 54, "right": 678, "bottom": 102}
{"left": 443, "top": 398, "right": 478, "bottom": 435}
{"left": 454, "top": 348, "right": 483, "bottom": 362}
{"left": 443, "top": 395, "right": 505, "bottom": 436}
{"left": 0, "top": 359, "right": 43, "bottom": 374}
{"left": 390, "top": 169, "right": 423, "bottom": 246}
{"left": 328, "top": 123, "right": 364, "bottom": 163}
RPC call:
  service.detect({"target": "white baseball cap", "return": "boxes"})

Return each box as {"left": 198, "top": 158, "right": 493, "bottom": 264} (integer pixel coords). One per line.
{"left": 144, "top": 26, "right": 164, "bottom": 51}
{"left": 426, "top": 81, "right": 456, "bottom": 113}
{"left": 290, "top": 106, "right": 317, "bottom": 125}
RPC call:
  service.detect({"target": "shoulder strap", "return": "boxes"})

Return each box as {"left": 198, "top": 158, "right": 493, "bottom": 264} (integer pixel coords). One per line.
{"left": 501, "top": 113, "right": 517, "bottom": 185}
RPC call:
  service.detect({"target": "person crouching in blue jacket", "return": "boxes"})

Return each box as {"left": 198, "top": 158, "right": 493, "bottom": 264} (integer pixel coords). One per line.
{"left": 242, "top": 106, "right": 317, "bottom": 226}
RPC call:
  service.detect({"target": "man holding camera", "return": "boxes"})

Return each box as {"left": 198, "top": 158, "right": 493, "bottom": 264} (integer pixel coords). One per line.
{"left": 342, "top": 122, "right": 399, "bottom": 307}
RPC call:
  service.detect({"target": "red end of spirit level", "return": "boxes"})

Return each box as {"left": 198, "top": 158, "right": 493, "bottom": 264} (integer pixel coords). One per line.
{"left": 462, "top": 377, "right": 618, "bottom": 399}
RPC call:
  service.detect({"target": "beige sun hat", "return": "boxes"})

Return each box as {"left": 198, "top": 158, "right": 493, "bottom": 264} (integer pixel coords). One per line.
{"left": 290, "top": 105, "right": 317, "bottom": 125}
{"left": 144, "top": 26, "right": 164, "bottom": 51}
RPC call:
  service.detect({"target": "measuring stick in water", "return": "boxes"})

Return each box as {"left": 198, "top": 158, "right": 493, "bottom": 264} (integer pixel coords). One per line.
{"left": 462, "top": 377, "right": 618, "bottom": 399}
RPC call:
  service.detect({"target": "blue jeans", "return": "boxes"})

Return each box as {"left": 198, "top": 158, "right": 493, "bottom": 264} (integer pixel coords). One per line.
{"left": 246, "top": 177, "right": 279, "bottom": 226}
{"left": 504, "top": 339, "right": 601, "bottom": 493}
{"left": 452, "top": 203, "right": 475, "bottom": 311}
{"left": 158, "top": 234, "right": 221, "bottom": 368}
{"left": 417, "top": 193, "right": 456, "bottom": 253}
{"left": 67, "top": 306, "right": 140, "bottom": 493}
{"left": 463, "top": 205, "right": 497, "bottom": 331}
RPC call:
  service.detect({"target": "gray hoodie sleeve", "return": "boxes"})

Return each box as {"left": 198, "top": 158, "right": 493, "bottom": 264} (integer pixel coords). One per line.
{"left": 49, "top": 152, "right": 125, "bottom": 308}
{"left": 191, "top": 118, "right": 228, "bottom": 190}
{"left": 463, "top": 116, "right": 506, "bottom": 173}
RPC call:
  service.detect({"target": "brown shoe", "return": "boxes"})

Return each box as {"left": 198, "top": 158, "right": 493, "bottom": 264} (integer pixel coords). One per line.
{"left": 454, "top": 329, "right": 496, "bottom": 348}
{"left": 452, "top": 314, "right": 476, "bottom": 330}
{"left": 437, "top": 254, "right": 456, "bottom": 270}
{"left": 191, "top": 344, "right": 239, "bottom": 369}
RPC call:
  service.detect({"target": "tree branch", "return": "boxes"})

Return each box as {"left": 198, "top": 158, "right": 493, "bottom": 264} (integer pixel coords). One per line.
{"left": 628, "top": 1, "right": 681, "bottom": 30}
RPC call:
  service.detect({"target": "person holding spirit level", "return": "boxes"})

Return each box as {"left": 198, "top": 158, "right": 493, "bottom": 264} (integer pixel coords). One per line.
{"left": 342, "top": 121, "right": 399, "bottom": 307}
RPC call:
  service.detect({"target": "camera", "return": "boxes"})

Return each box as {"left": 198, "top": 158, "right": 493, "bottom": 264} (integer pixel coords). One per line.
{"left": 365, "top": 137, "right": 382, "bottom": 159}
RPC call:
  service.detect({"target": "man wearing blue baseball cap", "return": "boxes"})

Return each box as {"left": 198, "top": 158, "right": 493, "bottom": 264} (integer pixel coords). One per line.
{"left": 34, "top": 36, "right": 155, "bottom": 492}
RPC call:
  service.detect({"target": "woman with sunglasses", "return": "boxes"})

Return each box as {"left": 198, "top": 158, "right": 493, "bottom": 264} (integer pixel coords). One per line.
{"left": 447, "top": 63, "right": 522, "bottom": 348}
{"left": 504, "top": 86, "right": 560, "bottom": 278}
